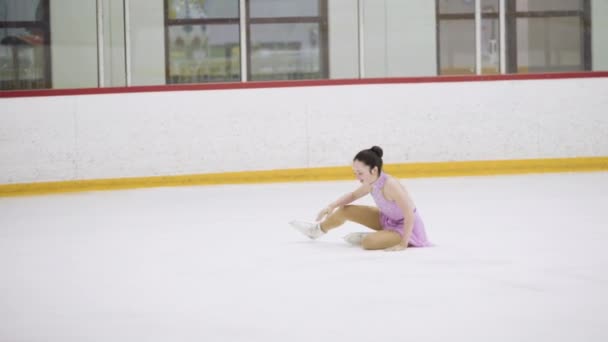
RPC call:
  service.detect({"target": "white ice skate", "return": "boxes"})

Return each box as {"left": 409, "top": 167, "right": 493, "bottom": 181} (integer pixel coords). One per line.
{"left": 289, "top": 220, "right": 325, "bottom": 240}
{"left": 343, "top": 232, "right": 371, "bottom": 246}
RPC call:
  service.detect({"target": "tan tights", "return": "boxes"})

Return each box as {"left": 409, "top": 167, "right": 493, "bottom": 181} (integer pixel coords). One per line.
{"left": 320, "top": 205, "right": 401, "bottom": 250}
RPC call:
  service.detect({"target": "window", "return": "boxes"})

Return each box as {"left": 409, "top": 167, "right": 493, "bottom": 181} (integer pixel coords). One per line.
{"left": 436, "top": 0, "right": 476, "bottom": 75}
{"left": 164, "top": 0, "right": 328, "bottom": 84}
{"left": 436, "top": 0, "right": 500, "bottom": 75}
{"left": 165, "top": 0, "right": 241, "bottom": 84}
{"left": 436, "top": 0, "right": 591, "bottom": 75}
{"left": 247, "top": 0, "right": 328, "bottom": 81}
{"left": 0, "top": 0, "right": 50, "bottom": 90}
{"left": 506, "top": 0, "right": 591, "bottom": 73}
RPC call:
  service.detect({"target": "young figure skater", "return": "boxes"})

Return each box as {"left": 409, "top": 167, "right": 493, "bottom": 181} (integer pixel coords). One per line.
{"left": 290, "top": 146, "right": 431, "bottom": 251}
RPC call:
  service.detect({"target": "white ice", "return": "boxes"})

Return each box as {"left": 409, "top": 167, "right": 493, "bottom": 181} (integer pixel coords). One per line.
{"left": 1, "top": 172, "right": 607, "bottom": 342}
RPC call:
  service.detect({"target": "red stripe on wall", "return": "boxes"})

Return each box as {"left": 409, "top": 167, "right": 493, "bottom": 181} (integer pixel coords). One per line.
{"left": 2, "top": 71, "right": 608, "bottom": 99}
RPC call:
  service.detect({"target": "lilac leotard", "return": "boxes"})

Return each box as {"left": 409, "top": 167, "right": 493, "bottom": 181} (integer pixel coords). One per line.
{"left": 370, "top": 172, "right": 432, "bottom": 247}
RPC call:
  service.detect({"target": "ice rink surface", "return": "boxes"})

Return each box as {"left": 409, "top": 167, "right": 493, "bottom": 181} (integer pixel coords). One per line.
{"left": 1, "top": 172, "right": 607, "bottom": 342}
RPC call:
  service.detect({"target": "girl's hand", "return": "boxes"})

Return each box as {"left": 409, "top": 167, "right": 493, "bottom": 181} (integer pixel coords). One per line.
{"left": 316, "top": 206, "right": 333, "bottom": 222}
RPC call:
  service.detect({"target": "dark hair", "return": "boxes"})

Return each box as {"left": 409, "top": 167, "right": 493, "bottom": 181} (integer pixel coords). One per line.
{"left": 353, "top": 146, "right": 383, "bottom": 174}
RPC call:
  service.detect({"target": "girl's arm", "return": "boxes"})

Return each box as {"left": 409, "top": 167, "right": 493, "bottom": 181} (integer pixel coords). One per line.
{"left": 383, "top": 178, "right": 415, "bottom": 251}
{"left": 316, "top": 184, "right": 371, "bottom": 221}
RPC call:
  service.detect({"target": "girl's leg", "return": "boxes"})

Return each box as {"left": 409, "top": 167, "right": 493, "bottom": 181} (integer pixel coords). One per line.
{"left": 360, "top": 231, "right": 402, "bottom": 250}
{"left": 320, "top": 205, "right": 382, "bottom": 233}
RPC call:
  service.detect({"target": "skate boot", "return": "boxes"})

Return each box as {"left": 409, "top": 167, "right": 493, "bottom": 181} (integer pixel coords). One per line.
{"left": 343, "top": 232, "right": 371, "bottom": 246}
{"left": 289, "top": 220, "right": 325, "bottom": 240}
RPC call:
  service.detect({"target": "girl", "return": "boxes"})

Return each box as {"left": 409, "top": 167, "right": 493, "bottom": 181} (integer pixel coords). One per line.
{"left": 290, "top": 146, "right": 432, "bottom": 251}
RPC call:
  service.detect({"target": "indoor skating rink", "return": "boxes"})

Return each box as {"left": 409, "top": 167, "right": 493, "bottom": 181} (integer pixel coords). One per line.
{"left": 1, "top": 171, "right": 607, "bottom": 342}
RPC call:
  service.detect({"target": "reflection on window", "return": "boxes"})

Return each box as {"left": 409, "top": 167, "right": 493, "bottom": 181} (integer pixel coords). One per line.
{"left": 247, "top": 0, "right": 328, "bottom": 81}
{"left": 165, "top": 0, "right": 240, "bottom": 83}
{"left": 250, "top": 23, "right": 323, "bottom": 81}
{"left": 481, "top": 0, "right": 500, "bottom": 74}
{"left": 438, "top": 20, "right": 475, "bottom": 75}
{"left": 168, "top": 25, "right": 239, "bottom": 83}
{"left": 0, "top": 0, "right": 50, "bottom": 91}
{"left": 437, "top": 0, "right": 474, "bottom": 14}
{"left": 250, "top": 0, "right": 319, "bottom": 18}
{"left": 168, "top": 0, "right": 238, "bottom": 20}
{"left": 515, "top": 0, "right": 583, "bottom": 12}
{"left": 437, "top": 0, "right": 475, "bottom": 75}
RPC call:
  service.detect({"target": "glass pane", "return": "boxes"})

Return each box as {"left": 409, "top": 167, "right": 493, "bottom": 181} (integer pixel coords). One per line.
{"left": 481, "top": 18, "right": 500, "bottom": 74}
{"left": 250, "top": 0, "right": 318, "bottom": 18}
{"left": 516, "top": 17, "right": 583, "bottom": 73}
{"left": 327, "top": 0, "right": 358, "bottom": 79}
{"left": 168, "top": 0, "right": 238, "bottom": 19}
{"left": 0, "top": 27, "right": 47, "bottom": 90}
{"left": 516, "top": 0, "right": 583, "bottom": 12}
{"left": 438, "top": 0, "right": 474, "bottom": 14}
{"left": 0, "top": 0, "right": 45, "bottom": 22}
{"left": 481, "top": 0, "right": 500, "bottom": 73}
{"left": 250, "top": 23, "right": 324, "bottom": 81}
{"left": 49, "top": 0, "right": 98, "bottom": 89}
{"left": 438, "top": 20, "right": 475, "bottom": 75}
{"left": 482, "top": 0, "right": 499, "bottom": 14}
{"left": 168, "top": 24, "right": 240, "bottom": 83}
